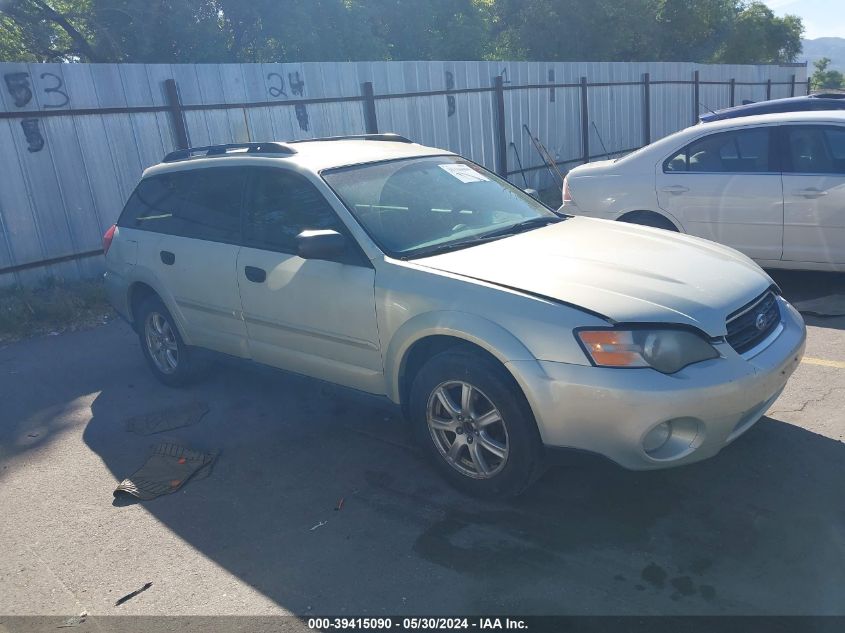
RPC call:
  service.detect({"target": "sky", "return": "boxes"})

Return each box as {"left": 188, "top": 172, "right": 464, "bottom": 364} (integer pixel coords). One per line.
{"left": 763, "top": 0, "right": 845, "bottom": 39}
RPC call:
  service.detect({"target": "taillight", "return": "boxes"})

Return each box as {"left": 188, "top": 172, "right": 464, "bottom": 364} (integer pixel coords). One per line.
{"left": 562, "top": 176, "right": 573, "bottom": 204}
{"left": 103, "top": 224, "right": 116, "bottom": 255}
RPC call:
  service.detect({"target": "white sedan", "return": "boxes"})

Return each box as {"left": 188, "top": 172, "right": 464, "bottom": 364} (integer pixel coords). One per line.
{"left": 561, "top": 110, "right": 845, "bottom": 271}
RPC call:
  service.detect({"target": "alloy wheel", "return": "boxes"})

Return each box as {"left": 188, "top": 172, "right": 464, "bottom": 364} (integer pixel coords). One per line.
{"left": 144, "top": 311, "right": 179, "bottom": 374}
{"left": 426, "top": 380, "right": 509, "bottom": 479}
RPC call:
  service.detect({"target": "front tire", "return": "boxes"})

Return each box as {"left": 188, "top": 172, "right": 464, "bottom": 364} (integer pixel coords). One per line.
{"left": 409, "top": 348, "right": 545, "bottom": 497}
{"left": 136, "top": 295, "right": 203, "bottom": 387}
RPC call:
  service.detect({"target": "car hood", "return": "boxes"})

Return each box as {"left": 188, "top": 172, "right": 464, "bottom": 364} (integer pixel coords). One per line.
{"left": 413, "top": 217, "right": 774, "bottom": 337}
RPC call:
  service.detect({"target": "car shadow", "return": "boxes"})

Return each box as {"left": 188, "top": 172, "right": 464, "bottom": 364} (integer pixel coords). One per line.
{"left": 81, "top": 347, "right": 845, "bottom": 615}
{"left": 768, "top": 269, "right": 845, "bottom": 331}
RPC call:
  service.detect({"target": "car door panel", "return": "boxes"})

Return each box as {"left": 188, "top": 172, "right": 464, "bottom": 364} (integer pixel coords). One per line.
{"left": 782, "top": 125, "right": 845, "bottom": 264}
{"left": 119, "top": 168, "right": 249, "bottom": 357}
{"left": 237, "top": 167, "right": 384, "bottom": 394}
{"left": 237, "top": 248, "right": 382, "bottom": 391}
{"left": 154, "top": 234, "right": 246, "bottom": 355}
{"left": 656, "top": 126, "right": 784, "bottom": 261}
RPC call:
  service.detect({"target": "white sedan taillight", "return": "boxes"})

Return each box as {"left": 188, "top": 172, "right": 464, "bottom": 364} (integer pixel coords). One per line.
{"left": 562, "top": 176, "right": 573, "bottom": 205}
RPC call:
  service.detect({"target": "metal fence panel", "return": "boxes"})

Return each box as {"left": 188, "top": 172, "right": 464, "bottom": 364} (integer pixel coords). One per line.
{"left": 0, "top": 60, "right": 807, "bottom": 286}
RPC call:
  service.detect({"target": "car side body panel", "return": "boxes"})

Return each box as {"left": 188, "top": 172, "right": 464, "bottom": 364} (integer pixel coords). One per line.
{"left": 563, "top": 111, "right": 845, "bottom": 271}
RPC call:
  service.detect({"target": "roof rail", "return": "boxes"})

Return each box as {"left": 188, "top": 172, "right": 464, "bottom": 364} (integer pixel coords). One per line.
{"left": 162, "top": 142, "right": 296, "bottom": 163}
{"left": 288, "top": 133, "right": 413, "bottom": 144}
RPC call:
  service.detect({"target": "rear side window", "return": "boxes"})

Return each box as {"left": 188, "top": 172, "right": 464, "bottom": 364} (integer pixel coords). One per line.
{"left": 784, "top": 125, "right": 845, "bottom": 174}
{"left": 118, "top": 168, "right": 245, "bottom": 242}
{"left": 664, "top": 128, "right": 772, "bottom": 173}
{"left": 243, "top": 168, "right": 345, "bottom": 253}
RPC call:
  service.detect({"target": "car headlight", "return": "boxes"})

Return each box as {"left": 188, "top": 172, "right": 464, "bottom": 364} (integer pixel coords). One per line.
{"left": 576, "top": 328, "right": 719, "bottom": 374}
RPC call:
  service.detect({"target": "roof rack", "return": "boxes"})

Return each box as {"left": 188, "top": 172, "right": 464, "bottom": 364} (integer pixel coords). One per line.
{"left": 288, "top": 133, "right": 413, "bottom": 144}
{"left": 809, "top": 91, "right": 845, "bottom": 99}
{"left": 162, "top": 142, "right": 296, "bottom": 163}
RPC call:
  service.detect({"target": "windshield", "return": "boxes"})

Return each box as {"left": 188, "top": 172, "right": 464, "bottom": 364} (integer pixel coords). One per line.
{"left": 322, "top": 156, "right": 559, "bottom": 258}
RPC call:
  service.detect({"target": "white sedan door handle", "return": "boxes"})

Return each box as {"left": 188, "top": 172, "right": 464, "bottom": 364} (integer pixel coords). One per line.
{"left": 794, "top": 188, "right": 828, "bottom": 199}
{"left": 661, "top": 185, "right": 689, "bottom": 195}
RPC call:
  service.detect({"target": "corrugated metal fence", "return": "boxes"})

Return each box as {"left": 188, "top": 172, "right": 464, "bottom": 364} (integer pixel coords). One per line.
{"left": 0, "top": 60, "right": 807, "bottom": 287}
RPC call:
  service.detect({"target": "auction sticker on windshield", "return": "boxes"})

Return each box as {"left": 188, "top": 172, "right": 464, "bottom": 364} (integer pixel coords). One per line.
{"left": 438, "top": 163, "right": 490, "bottom": 183}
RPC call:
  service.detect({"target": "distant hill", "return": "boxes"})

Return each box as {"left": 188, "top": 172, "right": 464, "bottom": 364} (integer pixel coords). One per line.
{"left": 801, "top": 37, "right": 845, "bottom": 72}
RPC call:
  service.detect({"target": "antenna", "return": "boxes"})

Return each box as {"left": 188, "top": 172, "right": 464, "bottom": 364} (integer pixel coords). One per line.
{"left": 699, "top": 102, "right": 717, "bottom": 115}
{"left": 591, "top": 121, "right": 610, "bottom": 156}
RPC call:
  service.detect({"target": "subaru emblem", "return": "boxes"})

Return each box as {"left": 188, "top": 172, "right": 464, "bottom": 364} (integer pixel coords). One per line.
{"left": 755, "top": 312, "right": 767, "bottom": 331}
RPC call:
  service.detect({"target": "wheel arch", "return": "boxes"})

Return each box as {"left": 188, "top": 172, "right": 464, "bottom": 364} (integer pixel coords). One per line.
{"left": 387, "top": 311, "right": 537, "bottom": 413}
{"left": 125, "top": 277, "right": 190, "bottom": 343}
{"left": 617, "top": 209, "right": 683, "bottom": 232}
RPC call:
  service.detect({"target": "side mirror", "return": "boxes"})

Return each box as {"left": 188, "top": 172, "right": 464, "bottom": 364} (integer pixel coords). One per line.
{"left": 523, "top": 188, "right": 539, "bottom": 199}
{"left": 296, "top": 229, "right": 348, "bottom": 261}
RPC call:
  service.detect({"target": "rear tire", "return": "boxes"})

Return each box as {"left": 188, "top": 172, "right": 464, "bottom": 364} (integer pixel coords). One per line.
{"left": 136, "top": 295, "right": 204, "bottom": 387}
{"left": 619, "top": 211, "right": 678, "bottom": 232}
{"left": 409, "top": 348, "right": 545, "bottom": 498}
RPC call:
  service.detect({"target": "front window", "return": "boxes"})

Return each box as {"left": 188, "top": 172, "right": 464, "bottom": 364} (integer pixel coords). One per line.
{"left": 322, "top": 156, "right": 560, "bottom": 258}
{"left": 664, "top": 128, "right": 772, "bottom": 173}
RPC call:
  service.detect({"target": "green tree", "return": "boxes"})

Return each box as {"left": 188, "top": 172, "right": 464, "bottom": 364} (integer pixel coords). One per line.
{"left": 487, "top": 0, "right": 803, "bottom": 63}
{"left": 810, "top": 57, "right": 844, "bottom": 90}
{"left": 0, "top": 0, "right": 806, "bottom": 64}
{"left": 713, "top": 2, "right": 803, "bottom": 64}
{"left": 0, "top": 0, "right": 101, "bottom": 61}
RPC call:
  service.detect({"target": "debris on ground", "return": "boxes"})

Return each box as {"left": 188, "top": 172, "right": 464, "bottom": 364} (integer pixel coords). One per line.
{"left": 114, "top": 582, "right": 152, "bottom": 606}
{"left": 114, "top": 443, "right": 217, "bottom": 501}
{"left": 125, "top": 401, "right": 209, "bottom": 435}
{"left": 335, "top": 497, "right": 345, "bottom": 511}
{"left": 57, "top": 611, "right": 88, "bottom": 628}
{"left": 310, "top": 520, "right": 328, "bottom": 531}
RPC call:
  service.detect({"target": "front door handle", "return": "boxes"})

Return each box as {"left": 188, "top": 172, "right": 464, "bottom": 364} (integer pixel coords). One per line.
{"left": 794, "top": 188, "right": 828, "bottom": 199}
{"left": 661, "top": 185, "right": 689, "bottom": 194}
{"left": 160, "top": 250, "right": 175, "bottom": 265}
{"left": 244, "top": 266, "right": 266, "bottom": 283}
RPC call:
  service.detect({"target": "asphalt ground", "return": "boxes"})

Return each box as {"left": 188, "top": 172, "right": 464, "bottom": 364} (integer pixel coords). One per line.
{"left": 0, "top": 269, "right": 843, "bottom": 617}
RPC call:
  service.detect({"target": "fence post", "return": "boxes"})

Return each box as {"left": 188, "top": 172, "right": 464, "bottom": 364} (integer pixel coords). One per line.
{"left": 790, "top": 74, "right": 796, "bottom": 97}
{"left": 807, "top": 77, "right": 812, "bottom": 95}
{"left": 766, "top": 78, "right": 772, "bottom": 101}
{"left": 163, "top": 79, "right": 189, "bottom": 150}
{"left": 693, "top": 70, "right": 700, "bottom": 124}
{"left": 361, "top": 82, "right": 378, "bottom": 134}
{"left": 642, "top": 72, "right": 651, "bottom": 146}
{"left": 493, "top": 75, "right": 508, "bottom": 177}
{"left": 729, "top": 78, "right": 736, "bottom": 107}
{"left": 580, "top": 76, "right": 589, "bottom": 164}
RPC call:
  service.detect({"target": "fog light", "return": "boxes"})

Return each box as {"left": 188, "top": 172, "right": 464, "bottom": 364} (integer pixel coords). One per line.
{"left": 642, "top": 417, "right": 702, "bottom": 461}
{"left": 642, "top": 422, "right": 672, "bottom": 454}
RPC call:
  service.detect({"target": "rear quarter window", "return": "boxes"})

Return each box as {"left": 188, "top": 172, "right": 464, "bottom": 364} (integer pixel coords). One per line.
{"left": 118, "top": 168, "right": 246, "bottom": 243}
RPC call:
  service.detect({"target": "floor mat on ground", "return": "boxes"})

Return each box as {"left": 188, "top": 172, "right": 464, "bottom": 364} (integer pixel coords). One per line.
{"left": 125, "top": 401, "right": 209, "bottom": 435}
{"left": 114, "top": 442, "right": 218, "bottom": 500}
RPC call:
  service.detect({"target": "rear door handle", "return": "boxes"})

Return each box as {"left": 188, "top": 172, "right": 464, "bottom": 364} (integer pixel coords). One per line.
{"left": 661, "top": 185, "right": 689, "bottom": 194}
{"left": 794, "top": 188, "right": 828, "bottom": 198}
{"left": 244, "top": 266, "right": 266, "bottom": 283}
{"left": 160, "top": 250, "right": 175, "bottom": 265}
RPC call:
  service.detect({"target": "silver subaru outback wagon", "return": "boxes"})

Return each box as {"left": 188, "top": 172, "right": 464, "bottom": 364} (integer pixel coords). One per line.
{"left": 104, "top": 134, "right": 806, "bottom": 497}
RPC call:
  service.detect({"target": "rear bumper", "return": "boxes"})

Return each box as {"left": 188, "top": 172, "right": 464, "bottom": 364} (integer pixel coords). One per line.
{"left": 509, "top": 297, "right": 806, "bottom": 470}
{"left": 104, "top": 270, "right": 132, "bottom": 324}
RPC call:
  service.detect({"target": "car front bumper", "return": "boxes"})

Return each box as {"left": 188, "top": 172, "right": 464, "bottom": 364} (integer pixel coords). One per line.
{"left": 508, "top": 297, "right": 806, "bottom": 470}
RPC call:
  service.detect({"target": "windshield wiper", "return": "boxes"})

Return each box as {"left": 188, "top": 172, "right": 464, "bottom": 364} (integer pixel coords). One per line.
{"left": 402, "top": 217, "right": 563, "bottom": 260}
{"left": 402, "top": 236, "right": 502, "bottom": 259}
{"left": 478, "top": 216, "right": 563, "bottom": 240}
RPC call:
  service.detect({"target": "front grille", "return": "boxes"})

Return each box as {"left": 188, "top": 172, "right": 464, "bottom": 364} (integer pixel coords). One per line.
{"left": 725, "top": 291, "right": 780, "bottom": 354}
